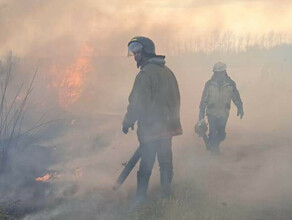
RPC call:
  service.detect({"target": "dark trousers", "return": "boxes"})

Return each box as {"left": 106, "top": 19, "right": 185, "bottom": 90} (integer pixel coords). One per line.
{"left": 136, "top": 138, "right": 173, "bottom": 198}
{"left": 207, "top": 115, "right": 228, "bottom": 153}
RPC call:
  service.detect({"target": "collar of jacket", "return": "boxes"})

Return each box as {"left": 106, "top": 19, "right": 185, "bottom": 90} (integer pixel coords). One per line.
{"left": 140, "top": 55, "right": 166, "bottom": 69}
{"left": 210, "top": 74, "right": 232, "bottom": 87}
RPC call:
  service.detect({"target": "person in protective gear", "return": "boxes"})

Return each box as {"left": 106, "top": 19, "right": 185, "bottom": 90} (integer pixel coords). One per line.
{"left": 123, "top": 36, "right": 182, "bottom": 207}
{"left": 198, "top": 62, "right": 244, "bottom": 154}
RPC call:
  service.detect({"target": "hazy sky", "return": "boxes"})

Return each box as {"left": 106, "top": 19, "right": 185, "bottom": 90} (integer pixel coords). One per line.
{"left": 0, "top": 0, "right": 292, "bottom": 56}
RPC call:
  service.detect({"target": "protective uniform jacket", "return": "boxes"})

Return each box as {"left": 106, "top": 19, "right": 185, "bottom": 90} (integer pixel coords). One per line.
{"left": 123, "top": 57, "right": 182, "bottom": 143}
{"left": 199, "top": 73, "right": 243, "bottom": 119}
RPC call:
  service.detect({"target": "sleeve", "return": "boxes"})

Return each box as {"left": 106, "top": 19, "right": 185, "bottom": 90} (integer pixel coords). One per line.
{"left": 199, "top": 82, "right": 209, "bottom": 120}
{"left": 231, "top": 81, "right": 243, "bottom": 110}
{"left": 167, "top": 70, "right": 182, "bottom": 133}
{"left": 123, "top": 71, "right": 151, "bottom": 127}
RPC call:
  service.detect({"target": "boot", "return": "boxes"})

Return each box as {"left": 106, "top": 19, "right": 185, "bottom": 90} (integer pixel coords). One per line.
{"left": 160, "top": 170, "right": 172, "bottom": 199}
{"left": 131, "top": 171, "right": 150, "bottom": 210}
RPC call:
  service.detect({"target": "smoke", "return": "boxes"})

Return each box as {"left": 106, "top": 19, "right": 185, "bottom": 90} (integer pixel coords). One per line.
{"left": 0, "top": 0, "right": 292, "bottom": 219}
{"left": 1, "top": 0, "right": 292, "bottom": 56}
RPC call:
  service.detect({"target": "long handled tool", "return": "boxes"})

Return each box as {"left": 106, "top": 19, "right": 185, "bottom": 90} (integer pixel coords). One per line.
{"left": 112, "top": 147, "right": 141, "bottom": 191}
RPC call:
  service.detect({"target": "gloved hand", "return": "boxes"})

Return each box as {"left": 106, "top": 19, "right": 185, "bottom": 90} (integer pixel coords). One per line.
{"left": 237, "top": 108, "right": 244, "bottom": 119}
{"left": 122, "top": 124, "right": 134, "bottom": 134}
{"left": 195, "top": 119, "right": 208, "bottom": 137}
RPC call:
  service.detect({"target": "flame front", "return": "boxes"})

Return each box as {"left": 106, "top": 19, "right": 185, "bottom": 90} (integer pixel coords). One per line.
{"left": 35, "top": 173, "right": 52, "bottom": 182}
{"left": 35, "top": 169, "right": 82, "bottom": 183}
{"left": 53, "top": 45, "right": 93, "bottom": 109}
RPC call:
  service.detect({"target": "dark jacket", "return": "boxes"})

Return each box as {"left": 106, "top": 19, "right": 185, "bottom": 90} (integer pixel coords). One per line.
{"left": 123, "top": 57, "right": 182, "bottom": 143}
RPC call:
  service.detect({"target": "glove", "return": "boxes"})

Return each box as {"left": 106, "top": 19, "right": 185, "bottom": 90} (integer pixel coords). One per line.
{"left": 195, "top": 119, "right": 208, "bottom": 137}
{"left": 237, "top": 108, "right": 244, "bottom": 119}
{"left": 122, "top": 124, "right": 134, "bottom": 134}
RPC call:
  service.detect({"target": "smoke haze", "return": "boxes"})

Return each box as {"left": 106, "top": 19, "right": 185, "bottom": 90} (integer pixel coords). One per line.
{"left": 1, "top": 0, "right": 292, "bottom": 56}
{"left": 0, "top": 0, "right": 291, "bottom": 219}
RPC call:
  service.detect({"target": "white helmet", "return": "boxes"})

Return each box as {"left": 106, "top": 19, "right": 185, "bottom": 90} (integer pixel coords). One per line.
{"left": 213, "top": 62, "right": 226, "bottom": 72}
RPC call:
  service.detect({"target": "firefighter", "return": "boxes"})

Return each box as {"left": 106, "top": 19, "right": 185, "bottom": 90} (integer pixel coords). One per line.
{"left": 197, "top": 62, "right": 244, "bottom": 154}
{"left": 123, "top": 36, "right": 182, "bottom": 206}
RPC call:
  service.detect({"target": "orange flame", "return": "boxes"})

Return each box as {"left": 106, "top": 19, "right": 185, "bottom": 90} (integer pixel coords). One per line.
{"left": 53, "top": 45, "right": 93, "bottom": 109}
{"left": 35, "top": 169, "right": 82, "bottom": 182}
{"left": 35, "top": 173, "right": 52, "bottom": 182}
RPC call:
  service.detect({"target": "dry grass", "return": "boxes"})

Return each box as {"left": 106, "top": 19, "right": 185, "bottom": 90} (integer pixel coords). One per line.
{"left": 127, "top": 180, "right": 292, "bottom": 220}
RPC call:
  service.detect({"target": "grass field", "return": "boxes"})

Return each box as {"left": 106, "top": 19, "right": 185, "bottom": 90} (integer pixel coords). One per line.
{"left": 22, "top": 129, "right": 292, "bottom": 220}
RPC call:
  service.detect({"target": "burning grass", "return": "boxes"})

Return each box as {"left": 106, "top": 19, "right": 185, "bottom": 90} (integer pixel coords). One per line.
{"left": 51, "top": 45, "right": 93, "bottom": 109}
